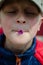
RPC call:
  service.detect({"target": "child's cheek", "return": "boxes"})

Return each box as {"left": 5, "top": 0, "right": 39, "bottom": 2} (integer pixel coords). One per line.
{"left": 1, "top": 18, "right": 12, "bottom": 33}
{"left": 30, "top": 17, "right": 38, "bottom": 25}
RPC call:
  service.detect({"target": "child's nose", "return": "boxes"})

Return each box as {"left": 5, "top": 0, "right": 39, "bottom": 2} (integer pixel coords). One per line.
{"left": 16, "top": 16, "right": 26, "bottom": 24}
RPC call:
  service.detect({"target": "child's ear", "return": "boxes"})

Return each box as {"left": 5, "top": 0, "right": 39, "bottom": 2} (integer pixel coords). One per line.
{"left": 0, "top": 17, "right": 1, "bottom": 27}
{"left": 41, "top": 17, "right": 43, "bottom": 23}
{"left": 0, "top": 16, "right": 1, "bottom": 28}
{"left": 0, "top": 16, "right": 3, "bottom": 34}
{"left": 0, "top": 13, "right": 2, "bottom": 28}
{"left": 38, "top": 16, "right": 43, "bottom": 31}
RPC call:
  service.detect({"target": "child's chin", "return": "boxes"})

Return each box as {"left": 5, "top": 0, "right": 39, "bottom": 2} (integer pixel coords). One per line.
{"left": 9, "top": 32, "right": 31, "bottom": 44}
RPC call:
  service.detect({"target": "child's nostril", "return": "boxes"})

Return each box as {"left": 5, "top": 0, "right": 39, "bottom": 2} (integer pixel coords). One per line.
{"left": 17, "top": 21, "right": 20, "bottom": 23}
{"left": 17, "top": 21, "right": 26, "bottom": 24}
{"left": 23, "top": 21, "right": 26, "bottom": 23}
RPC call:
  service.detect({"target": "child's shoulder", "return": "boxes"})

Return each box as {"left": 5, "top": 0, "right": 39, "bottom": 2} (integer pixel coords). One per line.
{"left": 34, "top": 39, "right": 43, "bottom": 65}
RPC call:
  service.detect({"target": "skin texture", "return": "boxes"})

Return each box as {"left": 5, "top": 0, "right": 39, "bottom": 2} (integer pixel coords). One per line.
{"left": 0, "top": 1, "right": 42, "bottom": 54}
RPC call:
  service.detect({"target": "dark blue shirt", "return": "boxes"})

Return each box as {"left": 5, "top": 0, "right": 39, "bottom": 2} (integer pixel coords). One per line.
{"left": 0, "top": 34, "right": 41, "bottom": 65}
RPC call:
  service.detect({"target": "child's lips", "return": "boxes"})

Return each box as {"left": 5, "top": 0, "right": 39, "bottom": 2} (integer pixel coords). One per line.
{"left": 12, "top": 30, "right": 28, "bottom": 32}
{"left": 12, "top": 30, "right": 29, "bottom": 35}
{"left": 12, "top": 30, "right": 24, "bottom": 34}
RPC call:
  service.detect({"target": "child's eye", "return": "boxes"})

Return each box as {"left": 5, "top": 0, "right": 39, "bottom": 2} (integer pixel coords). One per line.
{"left": 24, "top": 9, "right": 38, "bottom": 17}
{"left": 5, "top": 9, "right": 18, "bottom": 16}
{"left": 8, "top": 11, "right": 17, "bottom": 15}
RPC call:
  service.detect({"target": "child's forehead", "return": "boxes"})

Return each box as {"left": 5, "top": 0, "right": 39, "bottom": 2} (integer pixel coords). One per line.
{"left": 2, "top": 0, "right": 31, "bottom": 4}
{"left": 2, "top": 0, "right": 38, "bottom": 9}
{"left": 4, "top": 1, "right": 36, "bottom": 7}
{"left": 3, "top": 0, "right": 33, "bottom": 6}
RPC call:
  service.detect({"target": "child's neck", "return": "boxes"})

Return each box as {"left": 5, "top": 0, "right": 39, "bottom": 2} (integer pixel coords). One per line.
{"left": 5, "top": 39, "right": 33, "bottom": 54}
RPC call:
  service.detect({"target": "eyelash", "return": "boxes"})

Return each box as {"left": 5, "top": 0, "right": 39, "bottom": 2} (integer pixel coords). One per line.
{"left": 26, "top": 13, "right": 37, "bottom": 16}
{"left": 7, "top": 10, "right": 18, "bottom": 15}
{"left": 24, "top": 11, "right": 37, "bottom": 16}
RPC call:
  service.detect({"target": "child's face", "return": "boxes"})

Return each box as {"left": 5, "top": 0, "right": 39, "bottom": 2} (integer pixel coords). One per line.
{"left": 0, "top": 1, "right": 42, "bottom": 49}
